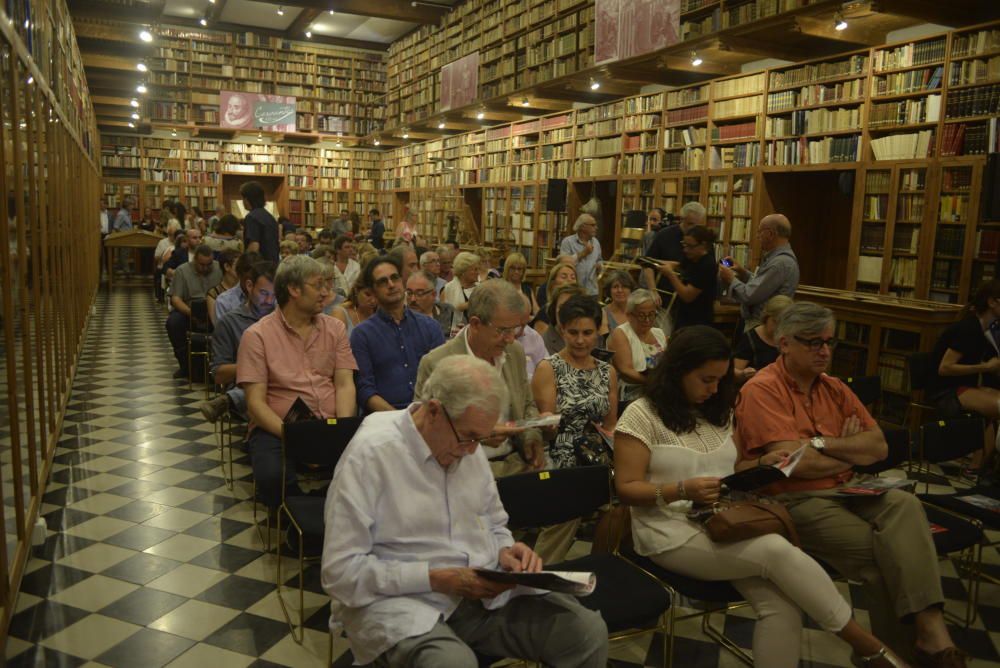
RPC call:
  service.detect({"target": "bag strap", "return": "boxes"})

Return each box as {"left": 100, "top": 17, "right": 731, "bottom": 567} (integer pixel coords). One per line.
{"left": 751, "top": 502, "right": 800, "bottom": 547}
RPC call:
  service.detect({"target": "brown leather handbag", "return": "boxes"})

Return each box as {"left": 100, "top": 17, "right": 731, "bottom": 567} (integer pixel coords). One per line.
{"left": 690, "top": 498, "right": 800, "bottom": 546}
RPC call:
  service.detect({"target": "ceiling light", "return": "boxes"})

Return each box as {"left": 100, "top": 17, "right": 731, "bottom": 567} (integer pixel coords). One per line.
{"left": 199, "top": 17, "right": 207, "bottom": 25}
{"left": 305, "top": 30, "right": 312, "bottom": 38}
{"left": 171, "top": 128, "right": 177, "bottom": 137}
{"left": 26, "top": 75, "right": 33, "bottom": 84}
{"left": 834, "top": 13, "right": 848, "bottom": 30}
{"left": 136, "top": 83, "right": 148, "bottom": 94}
{"left": 691, "top": 51, "right": 703, "bottom": 66}
{"left": 589, "top": 78, "right": 600, "bottom": 90}
{"left": 374, "top": 137, "right": 381, "bottom": 146}
{"left": 520, "top": 98, "right": 530, "bottom": 107}
{"left": 277, "top": 6, "right": 284, "bottom": 15}
{"left": 257, "top": 132, "right": 263, "bottom": 142}
{"left": 329, "top": 9, "right": 335, "bottom": 14}
{"left": 437, "top": 121, "right": 446, "bottom": 129}
{"left": 136, "top": 62, "right": 147, "bottom": 72}
{"left": 128, "top": 121, "right": 136, "bottom": 128}
{"left": 130, "top": 112, "right": 140, "bottom": 120}
{"left": 130, "top": 98, "right": 139, "bottom": 107}
{"left": 402, "top": 131, "right": 409, "bottom": 139}
{"left": 208, "top": 0, "right": 215, "bottom": 3}
{"left": 476, "top": 108, "right": 485, "bottom": 120}
{"left": 139, "top": 29, "right": 153, "bottom": 42}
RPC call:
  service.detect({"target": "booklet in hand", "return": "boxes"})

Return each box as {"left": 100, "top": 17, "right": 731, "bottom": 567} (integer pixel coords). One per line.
{"left": 473, "top": 569, "right": 596, "bottom": 596}
{"left": 512, "top": 414, "right": 562, "bottom": 430}
{"left": 721, "top": 444, "right": 807, "bottom": 492}
{"left": 284, "top": 397, "right": 319, "bottom": 424}
{"left": 955, "top": 494, "right": 1000, "bottom": 513}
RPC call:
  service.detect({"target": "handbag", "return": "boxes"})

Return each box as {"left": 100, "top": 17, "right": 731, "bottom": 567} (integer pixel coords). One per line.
{"left": 572, "top": 426, "right": 613, "bottom": 467}
{"left": 689, "top": 496, "right": 800, "bottom": 546}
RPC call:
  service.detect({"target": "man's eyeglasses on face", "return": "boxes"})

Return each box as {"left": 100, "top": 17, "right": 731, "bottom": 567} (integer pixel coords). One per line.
{"left": 303, "top": 280, "right": 331, "bottom": 293}
{"left": 442, "top": 406, "right": 481, "bottom": 448}
{"left": 484, "top": 322, "right": 524, "bottom": 338}
{"left": 793, "top": 335, "right": 838, "bottom": 352}
{"left": 405, "top": 287, "right": 436, "bottom": 298}
{"left": 373, "top": 273, "right": 402, "bottom": 288}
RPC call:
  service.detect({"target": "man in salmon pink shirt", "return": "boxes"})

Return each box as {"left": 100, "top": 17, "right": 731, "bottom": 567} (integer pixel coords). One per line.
{"left": 237, "top": 255, "right": 358, "bottom": 508}
{"left": 735, "top": 302, "right": 965, "bottom": 668}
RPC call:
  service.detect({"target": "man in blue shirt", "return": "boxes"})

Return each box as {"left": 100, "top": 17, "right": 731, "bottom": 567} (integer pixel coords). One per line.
{"left": 559, "top": 213, "right": 602, "bottom": 295}
{"left": 368, "top": 208, "right": 385, "bottom": 250}
{"left": 214, "top": 251, "right": 261, "bottom": 323}
{"left": 112, "top": 196, "right": 135, "bottom": 272}
{"left": 350, "top": 256, "right": 444, "bottom": 412}
{"left": 241, "top": 181, "right": 279, "bottom": 263}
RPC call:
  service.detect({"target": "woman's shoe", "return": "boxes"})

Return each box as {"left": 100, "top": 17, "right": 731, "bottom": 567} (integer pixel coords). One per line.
{"left": 851, "top": 646, "right": 910, "bottom": 668}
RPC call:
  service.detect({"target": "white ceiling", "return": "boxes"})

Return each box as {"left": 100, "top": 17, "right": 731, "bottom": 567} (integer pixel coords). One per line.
{"left": 162, "top": 0, "right": 428, "bottom": 44}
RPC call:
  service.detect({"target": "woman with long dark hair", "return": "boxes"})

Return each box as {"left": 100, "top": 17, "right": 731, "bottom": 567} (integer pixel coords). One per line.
{"left": 614, "top": 326, "right": 903, "bottom": 668}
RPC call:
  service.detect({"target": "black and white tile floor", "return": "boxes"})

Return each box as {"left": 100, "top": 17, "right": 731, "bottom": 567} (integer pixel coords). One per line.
{"left": 6, "top": 285, "right": 1000, "bottom": 667}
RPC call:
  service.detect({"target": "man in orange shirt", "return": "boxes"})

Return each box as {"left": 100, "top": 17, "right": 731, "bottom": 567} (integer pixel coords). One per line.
{"left": 237, "top": 255, "right": 358, "bottom": 508}
{"left": 736, "top": 302, "right": 965, "bottom": 668}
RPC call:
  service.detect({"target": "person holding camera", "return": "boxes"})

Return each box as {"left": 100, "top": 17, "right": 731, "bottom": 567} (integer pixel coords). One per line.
{"left": 650, "top": 225, "right": 718, "bottom": 331}
{"left": 718, "top": 213, "right": 799, "bottom": 332}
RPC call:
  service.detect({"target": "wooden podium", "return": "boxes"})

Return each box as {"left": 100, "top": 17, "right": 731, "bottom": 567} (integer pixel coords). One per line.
{"left": 103, "top": 230, "right": 162, "bottom": 289}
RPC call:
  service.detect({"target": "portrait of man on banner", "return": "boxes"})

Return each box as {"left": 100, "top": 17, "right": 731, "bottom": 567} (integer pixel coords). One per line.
{"left": 219, "top": 91, "right": 297, "bottom": 133}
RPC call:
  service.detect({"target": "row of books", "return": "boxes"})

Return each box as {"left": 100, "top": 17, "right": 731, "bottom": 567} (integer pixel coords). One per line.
{"left": 872, "top": 66, "right": 942, "bottom": 96}
{"left": 895, "top": 195, "right": 925, "bottom": 222}
{"left": 863, "top": 194, "right": 888, "bottom": 220}
{"left": 667, "top": 105, "right": 709, "bottom": 125}
{"left": 930, "top": 260, "right": 961, "bottom": 291}
{"left": 940, "top": 122, "right": 998, "bottom": 156}
{"left": 869, "top": 94, "right": 941, "bottom": 127}
{"left": 709, "top": 143, "right": 760, "bottom": 169}
{"left": 870, "top": 130, "right": 935, "bottom": 160}
{"left": 951, "top": 28, "right": 1000, "bottom": 59}
{"left": 945, "top": 84, "right": 1000, "bottom": 119}
{"left": 934, "top": 227, "right": 966, "bottom": 256}
{"left": 714, "top": 96, "right": 763, "bottom": 119}
{"left": 876, "top": 355, "right": 908, "bottom": 393}
{"left": 765, "top": 135, "right": 861, "bottom": 165}
{"left": 768, "top": 55, "right": 868, "bottom": 90}
{"left": 892, "top": 226, "right": 919, "bottom": 253}
{"left": 889, "top": 257, "right": 917, "bottom": 287}
{"left": 976, "top": 230, "right": 1000, "bottom": 260}
{"left": 713, "top": 74, "right": 765, "bottom": 99}
{"left": 666, "top": 127, "right": 707, "bottom": 147}
{"left": 873, "top": 39, "right": 946, "bottom": 72}
{"left": 865, "top": 171, "right": 891, "bottom": 192}
{"left": 860, "top": 224, "right": 886, "bottom": 251}
{"left": 948, "top": 56, "right": 1000, "bottom": 87}
{"left": 764, "top": 107, "right": 861, "bottom": 137}
{"left": 711, "top": 121, "right": 758, "bottom": 141}
{"left": 766, "top": 80, "right": 865, "bottom": 112}
{"left": 939, "top": 195, "right": 970, "bottom": 222}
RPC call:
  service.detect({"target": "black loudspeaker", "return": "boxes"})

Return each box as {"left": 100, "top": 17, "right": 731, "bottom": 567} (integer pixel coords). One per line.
{"left": 546, "top": 179, "right": 567, "bottom": 212}
{"left": 624, "top": 210, "right": 646, "bottom": 228}
{"left": 983, "top": 154, "right": 1000, "bottom": 221}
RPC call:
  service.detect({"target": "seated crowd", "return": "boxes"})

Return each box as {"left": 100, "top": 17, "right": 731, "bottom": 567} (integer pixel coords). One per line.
{"left": 150, "top": 190, "right": 974, "bottom": 668}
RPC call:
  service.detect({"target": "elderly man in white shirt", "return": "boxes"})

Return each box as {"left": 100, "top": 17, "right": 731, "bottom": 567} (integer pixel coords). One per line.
{"left": 321, "top": 355, "right": 608, "bottom": 668}
{"left": 559, "top": 213, "right": 602, "bottom": 296}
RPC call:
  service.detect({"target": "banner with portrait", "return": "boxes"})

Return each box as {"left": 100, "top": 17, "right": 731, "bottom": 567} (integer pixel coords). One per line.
{"left": 595, "top": 0, "right": 680, "bottom": 65}
{"left": 219, "top": 91, "right": 297, "bottom": 132}
{"left": 440, "top": 52, "right": 480, "bottom": 112}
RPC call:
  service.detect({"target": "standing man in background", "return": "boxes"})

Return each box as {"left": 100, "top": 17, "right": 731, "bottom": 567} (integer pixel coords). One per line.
{"left": 112, "top": 195, "right": 135, "bottom": 273}
{"left": 368, "top": 208, "right": 386, "bottom": 251}
{"left": 560, "top": 213, "right": 602, "bottom": 296}
{"left": 241, "top": 181, "right": 280, "bottom": 263}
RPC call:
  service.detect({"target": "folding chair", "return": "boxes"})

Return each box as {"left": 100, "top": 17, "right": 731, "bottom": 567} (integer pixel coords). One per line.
{"left": 276, "top": 416, "right": 363, "bottom": 642}
{"left": 915, "top": 416, "right": 987, "bottom": 492}
{"left": 496, "top": 466, "right": 673, "bottom": 667}
{"left": 843, "top": 375, "right": 881, "bottom": 413}
{"left": 855, "top": 427, "right": 911, "bottom": 475}
{"left": 187, "top": 298, "right": 213, "bottom": 394}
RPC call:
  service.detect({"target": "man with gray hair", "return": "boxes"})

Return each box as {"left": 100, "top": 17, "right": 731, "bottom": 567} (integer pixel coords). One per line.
{"left": 388, "top": 243, "right": 419, "bottom": 281}
{"left": 436, "top": 245, "right": 456, "bottom": 284}
{"left": 420, "top": 249, "right": 446, "bottom": 296}
{"left": 415, "top": 279, "right": 545, "bottom": 476}
{"left": 736, "top": 302, "right": 965, "bottom": 666}
{"left": 165, "top": 243, "right": 221, "bottom": 378}
{"left": 720, "top": 212, "right": 799, "bottom": 331}
{"left": 559, "top": 213, "right": 602, "bottom": 295}
{"left": 237, "top": 254, "right": 358, "bottom": 507}
{"left": 322, "top": 355, "right": 608, "bottom": 668}
{"left": 643, "top": 201, "right": 708, "bottom": 301}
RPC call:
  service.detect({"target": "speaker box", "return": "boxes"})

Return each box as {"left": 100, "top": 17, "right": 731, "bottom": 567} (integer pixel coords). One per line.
{"left": 546, "top": 179, "right": 567, "bottom": 212}
{"left": 624, "top": 210, "right": 646, "bottom": 228}
{"left": 984, "top": 154, "right": 1000, "bottom": 221}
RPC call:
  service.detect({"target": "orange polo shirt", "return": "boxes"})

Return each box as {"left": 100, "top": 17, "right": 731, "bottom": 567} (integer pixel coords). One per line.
{"left": 734, "top": 356, "right": 876, "bottom": 493}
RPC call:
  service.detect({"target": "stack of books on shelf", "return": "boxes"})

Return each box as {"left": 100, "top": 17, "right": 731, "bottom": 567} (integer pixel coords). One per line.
{"left": 870, "top": 131, "right": 935, "bottom": 160}
{"left": 869, "top": 94, "right": 941, "bottom": 126}
{"left": 945, "top": 84, "right": 1000, "bottom": 119}
{"left": 940, "top": 122, "right": 997, "bottom": 155}
{"left": 934, "top": 227, "right": 966, "bottom": 255}
{"left": 873, "top": 39, "right": 946, "bottom": 71}
{"left": 767, "top": 136, "right": 860, "bottom": 165}
{"left": 976, "top": 229, "right": 1000, "bottom": 260}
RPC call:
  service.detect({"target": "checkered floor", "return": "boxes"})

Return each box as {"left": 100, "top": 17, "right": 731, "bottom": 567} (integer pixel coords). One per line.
{"left": 6, "top": 284, "right": 1000, "bottom": 667}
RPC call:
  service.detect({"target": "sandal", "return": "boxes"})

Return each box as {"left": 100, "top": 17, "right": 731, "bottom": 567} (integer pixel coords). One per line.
{"left": 852, "top": 647, "right": 910, "bottom": 668}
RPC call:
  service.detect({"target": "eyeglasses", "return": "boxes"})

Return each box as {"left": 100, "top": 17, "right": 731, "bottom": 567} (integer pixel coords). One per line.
{"left": 442, "top": 407, "right": 481, "bottom": 448}
{"left": 632, "top": 310, "right": 658, "bottom": 322}
{"left": 793, "top": 335, "right": 838, "bottom": 352}
{"left": 373, "top": 273, "right": 402, "bottom": 288}
{"left": 405, "top": 287, "right": 436, "bottom": 298}
{"left": 483, "top": 321, "right": 525, "bottom": 338}
{"left": 303, "top": 280, "right": 331, "bottom": 293}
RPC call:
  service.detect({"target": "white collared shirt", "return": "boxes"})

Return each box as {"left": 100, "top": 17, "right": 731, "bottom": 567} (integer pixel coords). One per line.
{"left": 321, "top": 406, "right": 518, "bottom": 665}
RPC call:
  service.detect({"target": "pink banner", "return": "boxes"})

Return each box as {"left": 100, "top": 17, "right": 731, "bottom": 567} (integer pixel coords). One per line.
{"left": 440, "top": 52, "right": 480, "bottom": 112}
{"left": 220, "top": 90, "right": 297, "bottom": 132}
{"left": 596, "top": 0, "right": 680, "bottom": 65}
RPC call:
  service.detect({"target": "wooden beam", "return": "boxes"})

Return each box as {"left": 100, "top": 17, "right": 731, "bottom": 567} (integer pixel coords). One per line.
{"left": 209, "top": 0, "right": 229, "bottom": 21}
{"left": 792, "top": 15, "right": 889, "bottom": 49}
{"left": 262, "top": 0, "right": 448, "bottom": 25}
{"left": 715, "top": 34, "right": 816, "bottom": 61}
{"left": 870, "top": 0, "right": 997, "bottom": 27}
{"left": 287, "top": 8, "right": 323, "bottom": 39}
{"left": 67, "top": 0, "right": 165, "bottom": 22}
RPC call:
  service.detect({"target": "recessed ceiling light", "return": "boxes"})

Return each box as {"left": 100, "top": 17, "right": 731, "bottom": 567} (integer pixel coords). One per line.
{"left": 136, "top": 83, "right": 148, "bottom": 93}
{"left": 139, "top": 29, "right": 152, "bottom": 42}
{"left": 128, "top": 121, "right": 136, "bottom": 128}
{"left": 834, "top": 13, "right": 848, "bottom": 30}
{"left": 136, "top": 62, "right": 147, "bottom": 72}
{"left": 130, "top": 98, "right": 139, "bottom": 107}
{"left": 305, "top": 30, "right": 312, "bottom": 38}
{"left": 130, "top": 112, "right": 140, "bottom": 120}
{"left": 277, "top": 6, "right": 284, "bottom": 15}
{"left": 199, "top": 17, "right": 207, "bottom": 26}
{"left": 691, "top": 51, "right": 703, "bottom": 66}
{"left": 438, "top": 121, "right": 445, "bottom": 129}
{"left": 26, "top": 75, "right": 33, "bottom": 84}
{"left": 374, "top": 137, "right": 380, "bottom": 145}
{"left": 476, "top": 109, "right": 485, "bottom": 120}
{"left": 402, "top": 131, "right": 409, "bottom": 139}
{"left": 520, "top": 98, "right": 530, "bottom": 107}
{"left": 589, "top": 78, "right": 600, "bottom": 90}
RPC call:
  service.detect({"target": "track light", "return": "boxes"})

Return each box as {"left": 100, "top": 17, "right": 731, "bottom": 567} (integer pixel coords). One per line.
{"left": 139, "top": 28, "right": 153, "bottom": 42}
{"left": 476, "top": 108, "right": 485, "bottom": 120}
{"left": 374, "top": 137, "right": 381, "bottom": 146}
{"left": 130, "top": 98, "right": 139, "bottom": 107}
{"left": 834, "top": 13, "right": 848, "bottom": 30}
{"left": 277, "top": 5, "right": 284, "bottom": 15}
{"left": 402, "top": 130, "right": 409, "bottom": 139}
{"left": 199, "top": 17, "right": 207, "bottom": 26}
{"left": 520, "top": 97, "right": 530, "bottom": 107}
{"left": 136, "top": 83, "right": 148, "bottom": 94}
{"left": 329, "top": 9, "right": 335, "bottom": 14}
{"left": 589, "top": 78, "right": 600, "bottom": 90}
{"left": 26, "top": 75, "right": 33, "bottom": 84}
{"left": 171, "top": 128, "right": 177, "bottom": 137}
{"left": 130, "top": 112, "right": 140, "bottom": 120}
{"left": 128, "top": 121, "right": 136, "bottom": 128}
{"left": 691, "top": 51, "right": 703, "bottom": 67}
{"left": 136, "top": 61, "right": 148, "bottom": 72}
{"left": 437, "top": 120, "right": 446, "bottom": 129}
{"left": 305, "top": 29, "right": 312, "bottom": 38}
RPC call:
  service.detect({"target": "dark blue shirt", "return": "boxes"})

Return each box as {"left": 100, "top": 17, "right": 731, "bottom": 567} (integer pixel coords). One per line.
{"left": 369, "top": 218, "right": 385, "bottom": 250}
{"left": 350, "top": 307, "right": 445, "bottom": 410}
{"left": 244, "top": 207, "right": 280, "bottom": 263}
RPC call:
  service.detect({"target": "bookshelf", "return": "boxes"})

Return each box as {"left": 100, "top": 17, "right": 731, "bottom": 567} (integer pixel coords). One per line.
{"left": 709, "top": 72, "right": 764, "bottom": 169}
{"left": 665, "top": 84, "right": 709, "bottom": 172}
{"left": 943, "top": 25, "right": 1000, "bottom": 157}
{"left": 855, "top": 167, "right": 891, "bottom": 292}
{"left": 574, "top": 100, "right": 623, "bottom": 178}
{"left": 929, "top": 162, "right": 980, "bottom": 303}
{"left": 886, "top": 165, "right": 928, "bottom": 298}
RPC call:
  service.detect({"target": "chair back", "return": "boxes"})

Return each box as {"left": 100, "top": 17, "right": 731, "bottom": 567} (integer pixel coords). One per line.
{"left": 282, "top": 416, "right": 365, "bottom": 468}
{"left": 919, "top": 417, "right": 985, "bottom": 464}
{"left": 907, "top": 352, "right": 933, "bottom": 392}
{"left": 190, "top": 298, "right": 213, "bottom": 333}
{"left": 844, "top": 375, "right": 881, "bottom": 408}
{"left": 855, "top": 427, "right": 910, "bottom": 474}
{"left": 497, "top": 465, "right": 611, "bottom": 530}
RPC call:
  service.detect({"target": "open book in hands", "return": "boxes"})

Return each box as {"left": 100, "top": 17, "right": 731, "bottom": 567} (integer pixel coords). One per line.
{"left": 720, "top": 444, "right": 807, "bottom": 492}
{"left": 473, "top": 569, "right": 596, "bottom": 596}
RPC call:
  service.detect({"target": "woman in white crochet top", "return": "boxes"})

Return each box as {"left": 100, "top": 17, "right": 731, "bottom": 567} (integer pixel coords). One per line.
{"left": 614, "top": 326, "right": 904, "bottom": 668}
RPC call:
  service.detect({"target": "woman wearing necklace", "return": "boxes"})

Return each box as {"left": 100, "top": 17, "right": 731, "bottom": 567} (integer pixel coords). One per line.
{"left": 341, "top": 282, "right": 377, "bottom": 332}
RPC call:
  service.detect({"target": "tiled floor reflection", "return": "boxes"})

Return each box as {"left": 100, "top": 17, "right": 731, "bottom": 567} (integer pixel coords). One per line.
{"left": 6, "top": 285, "right": 1000, "bottom": 667}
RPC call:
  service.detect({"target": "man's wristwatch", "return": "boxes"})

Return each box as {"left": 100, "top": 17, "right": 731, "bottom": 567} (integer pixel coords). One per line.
{"left": 809, "top": 436, "right": 826, "bottom": 452}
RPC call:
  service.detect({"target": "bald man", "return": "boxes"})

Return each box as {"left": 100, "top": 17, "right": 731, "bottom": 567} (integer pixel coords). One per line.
{"left": 719, "top": 213, "right": 799, "bottom": 331}
{"left": 559, "top": 214, "right": 602, "bottom": 295}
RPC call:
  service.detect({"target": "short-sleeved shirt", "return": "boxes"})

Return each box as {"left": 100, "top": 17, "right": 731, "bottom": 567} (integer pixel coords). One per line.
{"left": 236, "top": 306, "right": 358, "bottom": 430}
{"left": 559, "top": 234, "right": 602, "bottom": 295}
{"left": 646, "top": 224, "right": 684, "bottom": 265}
{"left": 211, "top": 303, "right": 262, "bottom": 377}
{"left": 926, "top": 316, "right": 1000, "bottom": 397}
{"left": 734, "top": 328, "right": 779, "bottom": 370}
{"left": 243, "top": 208, "right": 280, "bottom": 263}
{"left": 735, "top": 356, "right": 876, "bottom": 493}
{"left": 170, "top": 261, "right": 222, "bottom": 306}
{"left": 672, "top": 254, "right": 717, "bottom": 330}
